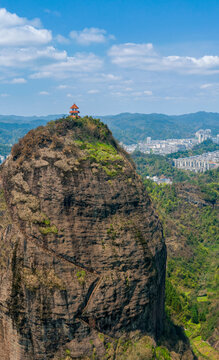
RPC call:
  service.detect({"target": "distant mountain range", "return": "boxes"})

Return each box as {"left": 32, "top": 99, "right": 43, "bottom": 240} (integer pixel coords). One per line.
{"left": 0, "top": 115, "right": 64, "bottom": 145}
{"left": 0, "top": 111, "right": 219, "bottom": 146}
{"left": 99, "top": 111, "right": 219, "bottom": 144}
{"left": 0, "top": 114, "right": 64, "bottom": 124}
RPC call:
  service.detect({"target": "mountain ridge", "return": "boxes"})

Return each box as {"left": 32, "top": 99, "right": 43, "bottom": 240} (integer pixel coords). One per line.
{"left": 1, "top": 111, "right": 218, "bottom": 147}
{"left": 0, "top": 114, "right": 64, "bottom": 123}
{"left": 1, "top": 110, "right": 219, "bottom": 123}
{"left": 99, "top": 111, "right": 219, "bottom": 144}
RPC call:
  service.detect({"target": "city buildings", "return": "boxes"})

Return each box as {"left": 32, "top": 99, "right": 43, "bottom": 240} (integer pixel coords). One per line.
{"left": 173, "top": 151, "right": 219, "bottom": 173}
{"left": 123, "top": 137, "right": 197, "bottom": 155}
{"left": 123, "top": 129, "right": 219, "bottom": 156}
{"left": 146, "top": 176, "right": 173, "bottom": 185}
{"left": 195, "top": 129, "right": 212, "bottom": 143}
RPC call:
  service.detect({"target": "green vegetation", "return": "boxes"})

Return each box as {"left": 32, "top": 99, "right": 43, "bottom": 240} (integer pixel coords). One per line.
{"left": 75, "top": 140, "right": 123, "bottom": 176}
{"left": 49, "top": 115, "right": 114, "bottom": 144}
{"left": 132, "top": 152, "right": 219, "bottom": 359}
{"left": 11, "top": 116, "right": 120, "bottom": 167}
{"left": 167, "top": 139, "right": 219, "bottom": 159}
{"left": 99, "top": 334, "right": 176, "bottom": 360}
{"left": 0, "top": 189, "right": 6, "bottom": 212}
{"left": 75, "top": 140, "right": 122, "bottom": 163}
{"left": 76, "top": 270, "right": 86, "bottom": 284}
{"left": 132, "top": 139, "right": 219, "bottom": 183}
{"left": 133, "top": 151, "right": 197, "bottom": 183}
{"left": 155, "top": 347, "right": 171, "bottom": 360}
{"left": 107, "top": 224, "right": 117, "bottom": 240}
{"left": 39, "top": 225, "right": 58, "bottom": 235}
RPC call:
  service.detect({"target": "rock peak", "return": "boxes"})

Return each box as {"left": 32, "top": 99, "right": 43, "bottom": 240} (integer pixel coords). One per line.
{"left": 0, "top": 116, "right": 166, "bottom": 359}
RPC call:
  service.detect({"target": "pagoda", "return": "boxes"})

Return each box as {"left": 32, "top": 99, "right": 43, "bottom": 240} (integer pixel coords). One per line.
{"left": 69, "top": 104, "right": 80, "bottom": 118}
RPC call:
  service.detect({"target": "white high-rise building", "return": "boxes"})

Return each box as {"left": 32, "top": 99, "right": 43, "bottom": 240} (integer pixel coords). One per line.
{"left": 195, "top": 129, "right": 212, "bottom": 143}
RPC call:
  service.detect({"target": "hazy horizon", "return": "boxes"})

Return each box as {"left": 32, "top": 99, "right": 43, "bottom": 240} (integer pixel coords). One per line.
{"left": 1, "top": 109, "right": 219, "bottom": 118}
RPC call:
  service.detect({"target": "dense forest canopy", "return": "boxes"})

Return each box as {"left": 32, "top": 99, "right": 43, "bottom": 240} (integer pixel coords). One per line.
{"left": 133, "top": 150, "right": 219, "bottom": 359}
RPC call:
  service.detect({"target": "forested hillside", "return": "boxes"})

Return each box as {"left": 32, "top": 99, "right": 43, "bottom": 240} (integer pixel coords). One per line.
{"left": 0, "top": 114, "right": 63, "bottom": 145}
{"left": 0, "top": 121, "right": 45, "bottom": 145}
{"left": 167, "top": 139, "right": 219, "bottom": 159}
{"left": 100, "top": 112, "right": 219, "bottom": 144}
{"left": 133, "top": 153, "right": 219, "bottom": 359}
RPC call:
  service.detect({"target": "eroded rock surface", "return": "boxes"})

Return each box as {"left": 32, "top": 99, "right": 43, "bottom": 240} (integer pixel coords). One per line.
{"left": 0, "top": 117, "right": 166, "bottom": 359}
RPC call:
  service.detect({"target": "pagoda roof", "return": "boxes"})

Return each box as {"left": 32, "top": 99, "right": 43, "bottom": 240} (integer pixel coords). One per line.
{"left": 70, "top": 104, "right": 79, "bottom": 109}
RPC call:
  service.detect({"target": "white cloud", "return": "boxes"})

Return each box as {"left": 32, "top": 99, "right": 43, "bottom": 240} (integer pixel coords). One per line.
{"left": 32, "top": 46, "right": 67, "bottom": 60}
{"left": 200, "top": 83, "right": 213, "bottom": 89}
{"left": 161, "top": 55, "right": 219, "bottom": 72}
{"left": 57, "top": 84, "right": 68, "bottom": 89}
{"left": 87, "top": 89, "right": 99, "bottom": 94}
{"left": 69, "top": 27, "right": 114, "bottom": 45}
{"left": 100, "top": 73, "right": 121, "bottom": 81}
{"left": 11, "top": 77, "right": 27, "bottom": 84}
{"left": 0, "top": 26, "right": 52, "bottom": 46}
{"left": 109, "top": 43, "right": 154, "bottom": 57}
{"left": 109, "top": 88, "right": 153, "bottom": 98}
{"left": 30, "top": 53, "right": 103, "bottom": 79}
{"left": 190, "top": 56, "right": 219, "bottom": 68}
{"left": 108, "top": 43, "right": 156, "bottom": 66}
{"left": 0, "top": 8, "right": 69, "bottom": 85}
{"left": 66, "top": 93, "right": 82, "bottom": 99}
{"left": 44, "top": 9, "right": 60, "bottom": 17}
{"left": 0, "top": 9, "right": 106, "bottom": 85}
{"left": 0, "top": 93, "right": 9, "bottom": 97}
{"left": 0, "top": 8, "right": 51, "bottom": 46}
{"left": 164, "top": 96, "right": 186, "bottom": 101}
{"left": 0, "top": 8, "right": 41, "bottom": 28}
{"left": 56, "top": 34, "right": 70, "bottom": 44}
{"left": 144, "top": 90, "right": 153, "bottom": 95}
{"left": 2, "top": 7, "right": 219, "bottom": 112}
{"left": 108, "top": 42, "right": 219, "bottom": 74}
{"left": 76, "top": 72, "right": 122, "bottom": 86}
{"left": 0, "top": 46, "right": 67, "bottom": 67}
{"left": 111, "top": 91, "right": 126, "bottom": 97}
{"left": 39, "top": 91, "right": 49, "bottom": 95}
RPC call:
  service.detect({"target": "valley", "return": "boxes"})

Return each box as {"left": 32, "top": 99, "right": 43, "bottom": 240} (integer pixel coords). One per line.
{"left": 133, "top": 151, "right": 219, "bottom": 359}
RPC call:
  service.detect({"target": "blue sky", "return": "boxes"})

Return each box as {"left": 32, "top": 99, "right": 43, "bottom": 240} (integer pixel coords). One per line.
{"left": 1, "top": 0, "right": 219, "bottom": 116}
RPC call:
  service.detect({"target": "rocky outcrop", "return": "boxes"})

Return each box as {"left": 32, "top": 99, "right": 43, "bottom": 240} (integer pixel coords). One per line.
{"left": 0, "top": 117, "right": 166, "bottom": 359}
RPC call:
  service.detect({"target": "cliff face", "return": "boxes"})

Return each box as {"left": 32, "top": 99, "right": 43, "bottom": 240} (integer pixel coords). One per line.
{"left": 0, "top": 117, "right": 166, "bottom": 359}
